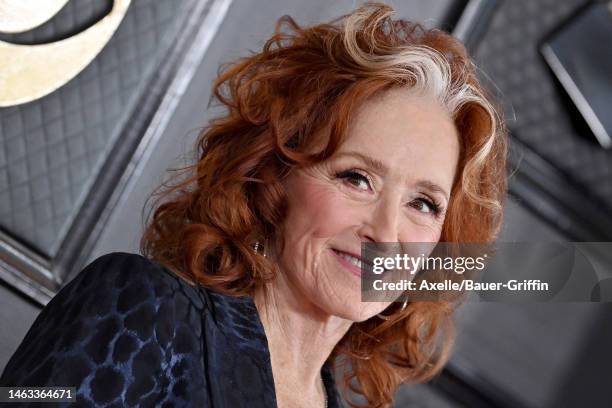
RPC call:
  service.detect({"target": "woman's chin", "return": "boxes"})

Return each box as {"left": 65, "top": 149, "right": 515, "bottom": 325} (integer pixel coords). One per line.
{"left": 326, "top": 301, "right": 390, "bottom": 323}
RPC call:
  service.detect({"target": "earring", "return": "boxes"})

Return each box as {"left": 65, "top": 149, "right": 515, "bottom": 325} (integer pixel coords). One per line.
{"left": 376, "top": 297, "right": 409, "bottom": 320}
{"left": 253, "top": 240, "right": 267, "bottom": 257}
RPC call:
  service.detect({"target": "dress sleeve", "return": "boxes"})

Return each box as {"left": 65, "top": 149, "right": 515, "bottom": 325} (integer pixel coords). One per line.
{"left": 0, "top": 252, "right": 209, "bottom": 407}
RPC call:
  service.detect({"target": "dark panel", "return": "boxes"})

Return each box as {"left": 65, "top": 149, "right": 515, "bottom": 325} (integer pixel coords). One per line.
{"left": 0, "top": 0, "right": 223, "bottom": 304}
{"left": 0, "top": 0, "right": 187, "bottom": 257}
{"left": 472, "top": 0, "right": 612, "bottom": 240}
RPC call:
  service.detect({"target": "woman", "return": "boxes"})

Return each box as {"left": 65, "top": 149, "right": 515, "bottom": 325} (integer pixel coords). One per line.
{"left": 0, "top": 3, "right": 507, "bottom": 407}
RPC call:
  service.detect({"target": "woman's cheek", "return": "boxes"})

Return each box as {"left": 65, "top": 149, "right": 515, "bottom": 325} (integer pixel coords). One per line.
{"left": 289, "top": 178, "right": 353, "bottom": 229}
{"left": 312, "top": 188, "right": 365, "bottom": 235}
{"left": 400, "top": 222, "right": 443, "bottom": 243}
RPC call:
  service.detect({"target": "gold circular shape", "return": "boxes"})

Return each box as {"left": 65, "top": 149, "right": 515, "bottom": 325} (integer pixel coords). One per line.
{"left": 0, "top": 0, "right": 70, "bottom": 33}
{"left": 0, "top": 0, "right": 131, "bottom": 107}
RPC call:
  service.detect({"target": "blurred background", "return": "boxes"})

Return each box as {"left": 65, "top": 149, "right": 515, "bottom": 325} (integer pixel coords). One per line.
{"left": 1, "top": 0, "right": 611, "bottom": 406}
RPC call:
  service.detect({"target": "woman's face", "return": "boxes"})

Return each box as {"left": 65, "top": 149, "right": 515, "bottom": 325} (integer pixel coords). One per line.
{"left": 277, "top": 88, "right": 460, "bottom": 322}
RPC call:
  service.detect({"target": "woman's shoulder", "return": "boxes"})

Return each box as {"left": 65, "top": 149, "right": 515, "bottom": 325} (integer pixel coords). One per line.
{"left": 71, "top": 251, "right": 207, "bottom": 311}
{"left": 34, "top": 251, "right": 208, "bottom": 331}
{"left": 0, "top": 251, "right": 209, "bottom": 406}
{"left": 71, "top": 251, "right": 198, "bottom": 294}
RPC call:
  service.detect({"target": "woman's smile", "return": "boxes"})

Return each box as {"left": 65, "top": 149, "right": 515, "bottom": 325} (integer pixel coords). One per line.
{"left": 330, "top": 248, "right": 364, "bottom": 278}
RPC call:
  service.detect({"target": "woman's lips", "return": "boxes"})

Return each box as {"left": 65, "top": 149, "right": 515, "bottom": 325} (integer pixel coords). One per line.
{"left": 330, "top": 249, "right": 363, "bottom": 278}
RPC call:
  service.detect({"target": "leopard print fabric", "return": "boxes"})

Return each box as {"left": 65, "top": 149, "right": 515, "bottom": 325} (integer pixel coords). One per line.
{"left": 0, "top": 252, "right": 342, "bottom": 407}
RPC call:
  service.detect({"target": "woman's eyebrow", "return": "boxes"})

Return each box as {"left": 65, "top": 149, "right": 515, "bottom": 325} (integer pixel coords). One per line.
{"left": 416, "top": 180, "right": 449, "bottom": 202}
{"left": 335, "top": 151, "right": 388, "bottom": 174}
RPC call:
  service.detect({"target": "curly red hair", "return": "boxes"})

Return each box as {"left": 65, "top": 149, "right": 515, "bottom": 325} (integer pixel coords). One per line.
{"left": 140, "top": 3, "right": 507, "bottom": 407}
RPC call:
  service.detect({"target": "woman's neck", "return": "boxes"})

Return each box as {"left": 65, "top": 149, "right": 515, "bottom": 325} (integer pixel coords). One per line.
{"left": 253, "top": 272, "right": 352, "bottom": 406}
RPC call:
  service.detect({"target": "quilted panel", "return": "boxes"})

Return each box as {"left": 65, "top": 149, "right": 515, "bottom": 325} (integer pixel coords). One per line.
{"left": 474, "top": 0, "right": 612, "bottom": 211}
{"left": 0, "top": 0, "right": 112, "bottom": 44}
{"left": 0, "top": 0, "right": 186, "bottom": 257}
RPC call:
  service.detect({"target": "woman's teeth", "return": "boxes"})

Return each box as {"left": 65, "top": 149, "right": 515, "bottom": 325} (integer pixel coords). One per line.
{"left": 337, "top": 251, "right": 363, "bottom": 269}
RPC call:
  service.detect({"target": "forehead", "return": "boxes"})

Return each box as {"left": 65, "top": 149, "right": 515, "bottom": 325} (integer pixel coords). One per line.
{"left": 337, "top": 88, "right": 460, "bottom": 186}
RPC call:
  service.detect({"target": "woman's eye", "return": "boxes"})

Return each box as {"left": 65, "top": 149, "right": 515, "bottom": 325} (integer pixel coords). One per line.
{"left": 409, "top": 198, "right": 440, "bottom": 216}
{"left": 335, "top": 170, "right": 371, "bottom": 191}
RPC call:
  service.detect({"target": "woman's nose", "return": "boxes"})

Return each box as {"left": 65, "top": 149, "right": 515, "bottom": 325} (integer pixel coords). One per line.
{"left": 358, "top": 197, "right": 401, "bottom": 243}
